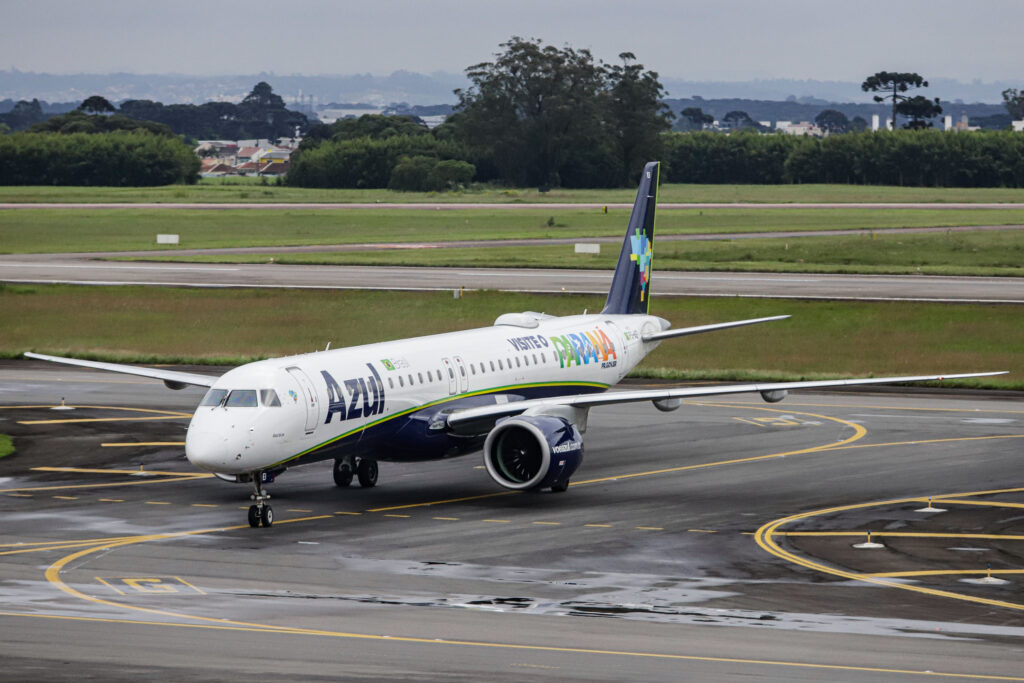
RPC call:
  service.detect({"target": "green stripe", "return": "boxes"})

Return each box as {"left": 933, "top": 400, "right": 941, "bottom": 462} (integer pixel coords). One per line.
{"left": 269, "top": 380, "right": 610, "bottom": 469}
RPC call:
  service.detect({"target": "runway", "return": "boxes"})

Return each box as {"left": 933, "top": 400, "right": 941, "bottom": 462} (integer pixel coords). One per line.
{"left": 1, "top": 361, "right": 1022, "bottom": 681}
{"left": 2, "top": 255, "right": 1022, "bottom": 302}
{"left": 4, "top": 202, "right": 1024, "bottom": 210}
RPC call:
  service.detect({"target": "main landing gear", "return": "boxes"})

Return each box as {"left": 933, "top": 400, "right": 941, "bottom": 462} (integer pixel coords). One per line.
{"left": 248, "top": 475, "right": 273, "bottom": 528}
{"left": 333, "top": 457, "right": 378, "bottom": 488}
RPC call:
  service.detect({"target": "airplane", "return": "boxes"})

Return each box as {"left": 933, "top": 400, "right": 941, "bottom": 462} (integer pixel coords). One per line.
{"left": 25, "top": 162, "right": 1006, "bottom": 528}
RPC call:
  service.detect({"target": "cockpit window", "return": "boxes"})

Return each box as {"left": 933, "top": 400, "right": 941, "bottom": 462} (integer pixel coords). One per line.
{"left": 225, "top": 390, "right": 258, "bottom": 407}
{"left": 260, "top": 389, "right": 282, "bottom": 407}
{"left": 199, "top": 388, "right": 228, "bottom": 407}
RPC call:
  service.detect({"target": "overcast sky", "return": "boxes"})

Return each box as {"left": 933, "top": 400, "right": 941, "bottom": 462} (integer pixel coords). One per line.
{"left": 2, "top": 0, "right": 1020, "bottom": 82}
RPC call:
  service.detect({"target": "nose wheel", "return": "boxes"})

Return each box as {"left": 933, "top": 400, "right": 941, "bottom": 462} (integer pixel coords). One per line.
{"left": 248, "top": 475, "right": 273, "bottom": 528}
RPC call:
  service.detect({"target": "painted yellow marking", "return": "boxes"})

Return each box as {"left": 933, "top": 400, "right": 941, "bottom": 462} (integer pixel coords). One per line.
{"left": 777, "top": 531, "right": 1024, "bottom": 541}
{"left": 865, "top": 569, "right": 1024, "bottom": 579}
{"left": 20, "top": 416, "right": 187, "bottom": 425}
{"left": 584, "top": 524, "right": 612, "bottom": 528}
{"left": 123, "top": 577, "right": 178, "bottom": 593}
{"left": 532, "top": 521, "right": 560, "bottom": 526}
{"left": 755, "top": 487, "right": 1024, "bottom": 612}
{"left": 190, "top": 504, "right": 218, "bottom": 508}
{"left": 433, "top": 516, "right": 459, "bottom": 521}
{"left": 32, "top": 466, "right": 204, "bottom": 476}
{"left": 52, "top": 495, "right": 78, "bottom": 500}
{"left": 101, "top": 442, "right": 186, "bottom": 448}
{"left": 636, "top": 526, "right": 663, "bottom": 531}
{"left": 334, "top": 511, "right": 361, "bottom": 516}
{"left": 756, "top": 416, "right": 800, "bottom": 426}
{"left": 819, "top": 434, "right": 1024, "bottom": 452}
{"left": 7, "top": 493, "right": 32, "bottom": 498}
{"left": 482, "top": 519, "right": 511, "bottom": 523}
{"left": 99, "top": 498, "right": 124, "bottom": 503}
{"left": 0, "top": 404, "right": 191, "bottom": 417}
{"left": 3, "top": 610, "right": 1023, "bottom": 681}
{"left": 0, "top": 474, "right": 213, "bottom": 494}
{"left": 145, "top": 501, "right": 171, "bottom": 506}
{"left": 287, "top": 509, "right": 313, "bottom": 513}
{"left": 929, "top": 498, "right": 1024, "bottom": 510}
{"left": 95, "top": 576, "right": 126, "bottom": 595}
{"left": 688, "top": 529, "right": 717, "bottom": 534}
{"left": 368, "top": 490, "right": 513, "bottom": 512}
{"left": 732, "top": 417, "right": 765, "bottom": 427}
{"left": 384, "top": 513, "right": 410, "bottom": 518}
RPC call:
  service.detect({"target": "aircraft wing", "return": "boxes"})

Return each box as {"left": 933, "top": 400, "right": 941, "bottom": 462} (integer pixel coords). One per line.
{"left": 24, "top": 352, "right": 218, "bottom": 389}
{"left": 641, "top": 315, "right": 790, "bottom": 342}
{"left": 446, "top": 371, "right": 1007, "bottom": 428}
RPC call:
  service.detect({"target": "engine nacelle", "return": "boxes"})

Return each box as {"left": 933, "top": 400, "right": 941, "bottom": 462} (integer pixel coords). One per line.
{"left": 483, "top": 415, "right": 583, "bottom": 491}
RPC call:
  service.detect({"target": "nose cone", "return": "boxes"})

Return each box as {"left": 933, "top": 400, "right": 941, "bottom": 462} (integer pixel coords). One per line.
{"left": 185, "top": 430, "right": 230, "bottom": 472}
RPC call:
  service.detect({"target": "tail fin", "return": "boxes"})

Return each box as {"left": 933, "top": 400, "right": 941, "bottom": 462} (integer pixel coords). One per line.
{"left": 601, "top": 161, "right": 659, "bottom": 315}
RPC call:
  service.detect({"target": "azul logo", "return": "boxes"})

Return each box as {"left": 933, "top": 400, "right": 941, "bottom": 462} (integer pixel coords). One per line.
{"left": 287, "top": 389, "right": 298, "bottom": 403}
{"left": 549, "top": 327, "right": 617, "bottom": 369}
{"left": 552, "top": 440, "right": 582, "bottom": 454}
{"left": 629, "top": 227, "right": 652, "bottom": 302}
{"left": 321, "top": 363, "right": 385, "bottom": 424}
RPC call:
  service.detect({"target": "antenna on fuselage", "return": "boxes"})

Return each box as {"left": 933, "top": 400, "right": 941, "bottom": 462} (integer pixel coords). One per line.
{"left": 325, "top": 342, "right": 332, "bottom": 351}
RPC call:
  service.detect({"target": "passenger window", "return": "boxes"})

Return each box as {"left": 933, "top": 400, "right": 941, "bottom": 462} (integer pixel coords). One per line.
{"left": 427, "top": 370, "right": 433, "bottom": 382}
{"left": 388, "top": 377, "right": 394, "bottom": 389}
{"left": 515, "top": 357, "right": 521, "bottom": 368}
{"left": 523, "top": 356, "right": 529, "bottom": 366}
{"left": 200, "top": 388, "right": 228, "bottom": 407}
{"left": 498, "top": 359, "right": 504, "bottom": 370}
{"left": 399, "top": 376, "right": 404, "bottom": 387}
{"left": 470, "top": 365, "right": 476, "bottom": 375}
{"left": 260, "top": 389, "right": 282, "bottom": 407}
{"left": 459, "top": 365, "right": 465, "bottom": 377}
{"left": 418, "top": 372, "right": 424, "bottom": 383}
{"left": 447, "top": 367, "right": 454, "bottom": 379}
{"left": 408, "top": 374, "right": 414, "bottom": 385}
{"left": 490, "top": 360, "right": 496, "bottom": 372}
{"left": 225, "top": 390, "right": 258, "bottom": 408}
{"left": 533, "top": 353, "right": 538, "bottom": 364}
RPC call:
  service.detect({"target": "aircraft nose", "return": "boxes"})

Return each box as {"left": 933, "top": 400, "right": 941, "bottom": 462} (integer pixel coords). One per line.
{"left": 185, "top": 430, "right": 230, "bottom": 472}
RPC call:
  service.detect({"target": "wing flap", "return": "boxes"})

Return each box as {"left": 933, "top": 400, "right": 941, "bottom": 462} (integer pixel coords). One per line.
{"left": 24, "top": 352, "right": 218, "bottom": 388}
{"left": 446, "top": 371, "right": 1007, "bottom": 427}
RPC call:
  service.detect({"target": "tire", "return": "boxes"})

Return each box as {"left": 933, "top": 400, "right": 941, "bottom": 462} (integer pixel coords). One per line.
{"left": 248, "top": 505, "right": 261, "bottom": 527}
{"left": 333, "top": 460, "right": 353, "bottom": 487}
{"left": 260, "top": 505, "right": 274, "bottom": 527}
{"left": 550, "top": 479, "right": 569, "bottom": 493}
{"left": 357, "top": 459, "right": 378, "bottom": 488}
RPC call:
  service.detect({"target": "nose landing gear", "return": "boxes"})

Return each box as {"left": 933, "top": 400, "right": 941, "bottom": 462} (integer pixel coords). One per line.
{"left": 248, "top": 475, "right": 273, "bottom": 528}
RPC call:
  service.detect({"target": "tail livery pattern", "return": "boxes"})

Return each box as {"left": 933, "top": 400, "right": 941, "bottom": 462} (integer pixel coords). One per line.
{"left": 602, "top": 161, "right": 659, "bottom": 316}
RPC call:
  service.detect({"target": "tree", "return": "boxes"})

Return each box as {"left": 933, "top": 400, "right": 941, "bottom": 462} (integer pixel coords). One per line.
{"left": 0, "top": 99, "right": 45, "bottom": 131}
{"left": 850, "top": 116, "right": 869, "bottom": 132}
{"left": 861, "top": 71, "right": 934, "bottom": 129}
{"left": 722, "top": 110, "right": 758, "bottom": 130}
{"left": 680, "top": 107, "right": 713, "bottom": 131}
{"left": 604, "top": 52, "right": 673, "bottom": 184}
{"left": 78, "top": 95, "right": 116, "bottom": 114}
{"left": 1002, "top": 88, "right": 1024, "bottom": 120}
{"left": 453, "top": 37, "right": 609, "bottom": 188}
{"left": 814, "top": 109, "right": 850, "bottom": 134}
{"left": 241, "top": 81, "right": 285, "bottom": 109}
{"left": 896, "top": 95, "right": 943, "bottom": 129}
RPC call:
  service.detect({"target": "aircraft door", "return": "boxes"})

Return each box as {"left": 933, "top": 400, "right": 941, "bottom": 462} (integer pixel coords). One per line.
{"left": 604, "top": 321, "right": 634, "bottom": 368}
{"left": 441, "top": 358, "right": 457, "bottom": 395}
{"left": 453, "top": 356, "right": 468, "bottom": 393}
{"left": 286, "top": 366, "right": 320, "bottom": 433}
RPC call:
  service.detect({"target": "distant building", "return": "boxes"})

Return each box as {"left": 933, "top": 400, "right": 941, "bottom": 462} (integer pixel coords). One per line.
{"left": 1013, "top": 120, "right": 1024, "bottom": 132}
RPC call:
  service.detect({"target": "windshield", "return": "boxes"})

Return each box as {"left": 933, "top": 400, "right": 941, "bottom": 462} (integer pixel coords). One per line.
{"left": 260, "top": 389, "right": 282, "bottom": 407}
{"left": 224, "top": 390, "right": 258, "bottom": 408}
{"left": 199, "top": 388, "right": 228, "bottom": 407}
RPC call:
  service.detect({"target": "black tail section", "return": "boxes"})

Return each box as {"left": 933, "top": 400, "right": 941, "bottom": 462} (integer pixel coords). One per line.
{"left": 601, "top": 161, "right": 659, "bottom": 315}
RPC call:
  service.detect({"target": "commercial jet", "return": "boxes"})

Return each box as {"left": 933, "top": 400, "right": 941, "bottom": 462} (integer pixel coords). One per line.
{"left": 26, "top": 162, "right": 1005, "bottom": 527}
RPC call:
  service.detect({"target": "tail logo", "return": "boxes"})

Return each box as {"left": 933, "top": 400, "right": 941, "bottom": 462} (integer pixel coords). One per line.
{"left": 629, "top": 228, "right": 652, "bottom": 302}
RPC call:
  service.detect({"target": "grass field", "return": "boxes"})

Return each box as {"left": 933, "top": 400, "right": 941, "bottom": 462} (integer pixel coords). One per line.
{"left": 3, "top": 180, "right": 1024, "bottom": 204}
{"left": 0, "top": 434, "right": 12, "bottom": 460}
{"left": 4, "top": 207, "right": 1024, "bottom": 254}
{"left": 4, "top": 284, "right": 1019, "bottom": 389}
{"left": 137, "top": 230, "right": 1024, "bottom": 277}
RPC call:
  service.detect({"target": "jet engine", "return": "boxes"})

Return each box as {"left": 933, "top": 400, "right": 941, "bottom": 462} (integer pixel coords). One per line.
{"left": 482, "top": 415, "right": 583, "bottom": 492}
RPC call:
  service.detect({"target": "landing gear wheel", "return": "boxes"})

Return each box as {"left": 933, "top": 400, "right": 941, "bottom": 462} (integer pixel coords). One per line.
{"left": 550, "top": 479, "right": 569, "bottom": 493}
{"left": 248, "top": 505, "right": 261, "bottom": 527}
{"left": 333, "top": 459, "right": 354, "bottom": 487}
{"left": 357, "top": 459, "right": 378, "bottom": 488}
{"left": 260, "top": 505, "right": 274, "bottom": 527}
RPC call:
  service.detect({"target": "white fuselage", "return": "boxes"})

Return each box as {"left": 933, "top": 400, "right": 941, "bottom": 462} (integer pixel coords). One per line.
{"left": 184, "top": 312, "right": 664, "bottom": 475}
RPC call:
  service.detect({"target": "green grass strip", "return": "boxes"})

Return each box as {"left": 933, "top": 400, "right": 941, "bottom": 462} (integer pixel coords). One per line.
{"left": 0, "top": 434, "right": 13, "bottom": 460}
{"left": 5, "top": 284, "right": 1020, "bottom": 389}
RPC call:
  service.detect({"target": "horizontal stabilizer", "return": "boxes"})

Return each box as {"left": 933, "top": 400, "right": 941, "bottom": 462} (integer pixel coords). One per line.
{"left": 24, "top": 352, "right": 218, "bottom": 388}
{"left": 642, "top": 315, "right": 790, "bottom": 342}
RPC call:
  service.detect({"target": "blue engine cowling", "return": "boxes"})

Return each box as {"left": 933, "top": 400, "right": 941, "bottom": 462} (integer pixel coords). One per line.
{"left": 482, "top": 415, "right": 583, "bottom": 491}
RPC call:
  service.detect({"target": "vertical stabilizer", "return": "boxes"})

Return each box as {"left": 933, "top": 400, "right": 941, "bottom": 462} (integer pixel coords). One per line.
{"left": 601, "top": 161, "right": 659, "bottom": 315}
